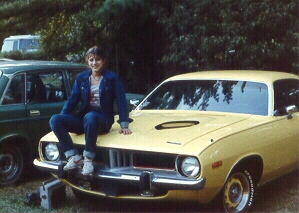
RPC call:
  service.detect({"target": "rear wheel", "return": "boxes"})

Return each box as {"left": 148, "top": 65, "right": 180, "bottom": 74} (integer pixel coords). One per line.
{"left": 222, "top": 170, "right": 255, "bottom": 213}
{"left": 0, "top": 144, "right": 24, "bottom": 186}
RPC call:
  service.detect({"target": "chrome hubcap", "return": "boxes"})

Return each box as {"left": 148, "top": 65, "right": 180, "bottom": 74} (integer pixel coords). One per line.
{"left": 224, "top": 173, "right": 250, "bottom": 212}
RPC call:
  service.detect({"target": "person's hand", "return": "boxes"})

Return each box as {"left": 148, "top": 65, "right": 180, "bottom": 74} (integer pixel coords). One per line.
{"left": 119, "top": 128, "right": 132, "bottom": 135}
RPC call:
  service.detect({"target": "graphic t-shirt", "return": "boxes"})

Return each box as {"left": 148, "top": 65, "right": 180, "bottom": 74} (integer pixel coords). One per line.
{"left": 90, "top": 77, "right": 102, "bottom": 108}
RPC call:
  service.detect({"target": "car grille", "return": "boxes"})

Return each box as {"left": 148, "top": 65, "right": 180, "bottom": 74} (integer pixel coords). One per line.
{"left": 107, "top": 149, "right": 176, "bottom": 171}
{"left": 108, "top": 149, "right": 131, "bottom": 168}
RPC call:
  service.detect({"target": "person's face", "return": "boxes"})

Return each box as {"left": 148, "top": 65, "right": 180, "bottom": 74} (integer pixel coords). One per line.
{"left": 88, "top": 54, "right": 106, "bottom": 73}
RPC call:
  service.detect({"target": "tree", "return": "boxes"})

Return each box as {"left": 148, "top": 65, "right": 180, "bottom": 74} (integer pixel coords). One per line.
{"left": 0, "top": 0, "right": 298, "bottom": 93}
{"left": 0, "top": 0, "right": 89, "bottom": 60}
{"left": 93, "top": 0, "right": 164, "bottom": 93}
{"left": 156, "top": 0, "right": 299, "bottom": 74}
{"left": 0, "top": 0, "right": 162, "bottom": 93}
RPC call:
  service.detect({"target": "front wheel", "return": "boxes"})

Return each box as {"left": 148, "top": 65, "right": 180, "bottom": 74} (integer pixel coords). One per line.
{"left": 222, "top": 170, "right": 255, "bottom": 213}
{"left": 0, "top": 144, "right": 24, "bottom": 186}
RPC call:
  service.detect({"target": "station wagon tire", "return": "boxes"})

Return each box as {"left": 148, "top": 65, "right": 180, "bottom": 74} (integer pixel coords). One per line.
{"left": 0, "top": 144, "right": 24, "bottom": 186}
{"left": 221, "top": 170, "right": 255, "bottom": 213}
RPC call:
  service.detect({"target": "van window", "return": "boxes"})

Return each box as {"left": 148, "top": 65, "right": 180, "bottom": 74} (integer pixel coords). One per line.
{"left": 19, "top": 39, "right": 39, "bottom": 51}
{"left": 1, "top": 35, "right": 40, "bottom": 53}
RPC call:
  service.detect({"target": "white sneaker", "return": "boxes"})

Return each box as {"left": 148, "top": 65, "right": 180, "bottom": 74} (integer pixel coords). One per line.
{"left": 82, "top": 157, "right": 94, "bottom": 175}
{"left": 63, "top": 154, "right": 83, "bottom": 170}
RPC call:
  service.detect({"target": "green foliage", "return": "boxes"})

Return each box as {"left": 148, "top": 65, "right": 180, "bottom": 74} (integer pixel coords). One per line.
{"left": 0, "top": 51, "right": 47, "bottom": 60}
{"left": 0, "top": 0, "right": 298, "bottom": 93}
{"left": 157, "top": 0, "right": 298, "bottom": 74}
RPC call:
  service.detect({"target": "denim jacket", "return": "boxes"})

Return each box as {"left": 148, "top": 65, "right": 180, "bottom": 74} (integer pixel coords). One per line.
{"left": 61, "top": 69, "right": 129, "bottom": 128}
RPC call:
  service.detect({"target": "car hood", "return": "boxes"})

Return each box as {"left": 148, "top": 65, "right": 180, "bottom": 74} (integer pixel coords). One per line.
{"left": 62, "top": 110, "right": 252, "bottom": 155}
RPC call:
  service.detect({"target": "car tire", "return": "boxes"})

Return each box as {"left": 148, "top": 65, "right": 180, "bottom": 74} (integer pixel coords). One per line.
{"left": 0, "top": 144, "right": 24, "bottom": 186}
{"left": 221, "top": 169, "right": 255, "bottom": 213}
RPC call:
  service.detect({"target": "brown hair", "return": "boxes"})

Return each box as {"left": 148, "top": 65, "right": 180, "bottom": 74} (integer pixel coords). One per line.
{"left": 85, "top": 46, "right": 106, "bottom": 64}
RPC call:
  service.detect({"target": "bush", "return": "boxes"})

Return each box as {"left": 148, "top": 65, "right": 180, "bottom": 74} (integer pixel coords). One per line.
{"left": 1, "top": 51, "right": 50, "bottom": 61}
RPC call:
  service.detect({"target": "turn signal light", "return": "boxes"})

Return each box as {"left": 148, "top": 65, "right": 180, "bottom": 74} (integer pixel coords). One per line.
{"left": 212, "top": 161, "right": 222, "bottom": 169}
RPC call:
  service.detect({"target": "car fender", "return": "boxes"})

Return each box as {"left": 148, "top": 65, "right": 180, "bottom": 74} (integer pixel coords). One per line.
{"left": 197, "top": 131, "right": 264, "bottom": 203}
{"left": 0, "top": 133, "right": 33, "bottom": 157}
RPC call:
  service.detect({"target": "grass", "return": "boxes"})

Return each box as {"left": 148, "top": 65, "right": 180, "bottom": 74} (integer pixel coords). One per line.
{"left": 0, "top": 170, "right": 298, "bottom": 212}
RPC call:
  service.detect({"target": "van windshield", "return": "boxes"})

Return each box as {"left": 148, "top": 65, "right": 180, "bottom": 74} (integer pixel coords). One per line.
{"left": 1, "top": 40, "right": 15, "bottom": 52}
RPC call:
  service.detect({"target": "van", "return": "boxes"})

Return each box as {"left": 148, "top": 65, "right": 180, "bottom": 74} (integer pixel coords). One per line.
{"left": 1, "top": 35, "right": 40, "bottom": 53}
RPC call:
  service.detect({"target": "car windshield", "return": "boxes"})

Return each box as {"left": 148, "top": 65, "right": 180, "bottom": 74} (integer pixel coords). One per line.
{"left": 138, "top": 80, "right": 269, "bottom": 115}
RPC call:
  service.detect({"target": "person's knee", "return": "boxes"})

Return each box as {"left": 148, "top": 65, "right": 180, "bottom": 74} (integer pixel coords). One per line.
{"left": 84, "top": 112, "right": 100, "bottom": 124}
{"left": 49, "top": 114, "right": 61, "bottom": 129}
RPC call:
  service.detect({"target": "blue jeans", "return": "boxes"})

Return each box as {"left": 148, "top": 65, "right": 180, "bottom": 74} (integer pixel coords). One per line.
{"left": 49, "top": 112, "right": 111, "bottom": 160}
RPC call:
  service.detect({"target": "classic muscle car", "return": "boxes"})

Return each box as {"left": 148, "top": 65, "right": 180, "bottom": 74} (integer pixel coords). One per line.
{"left": 34, "top": 70, "right": 299, "bottom": 213}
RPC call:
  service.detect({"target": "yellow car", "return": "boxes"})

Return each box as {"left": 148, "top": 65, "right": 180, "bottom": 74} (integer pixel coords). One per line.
{"left": 34, "top": 71, "right": 299, "bottom": 213}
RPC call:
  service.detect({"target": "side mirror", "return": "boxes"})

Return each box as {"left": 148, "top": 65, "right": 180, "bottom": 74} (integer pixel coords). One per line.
{"left": 286, "top": 105, "right": 298, "bottom": 113}
{"left": 274, "top": 105, "right": 298, "bottom": 118}
{"left": 286, "top": 105, "right": 298, "bottom": 119}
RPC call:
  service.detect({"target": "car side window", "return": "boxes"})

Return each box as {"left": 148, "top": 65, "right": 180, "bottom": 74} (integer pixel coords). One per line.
{"left": 67, "top": 69, "right": 82, "bottom": 88}
{"left": 2, "top": 74, "right": 25, "bottom": 105}
{"left": 274, "top": 79, "right": 299, "bottom": 115}
{"left": 26, "top": 71, "right": 67, "bottom": 104}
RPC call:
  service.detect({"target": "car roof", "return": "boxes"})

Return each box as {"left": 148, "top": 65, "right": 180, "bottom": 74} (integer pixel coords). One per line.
{"left": 167, "top": 70, "right": 299, "bottom": 84}
{"left": 0, "top": 60, "right": 87, "bottom": 75}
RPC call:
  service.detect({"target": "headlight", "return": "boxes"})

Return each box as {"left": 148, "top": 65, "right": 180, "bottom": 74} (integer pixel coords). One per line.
{"left": 180, "top": 157, "right": 200, "bottom": 177}
{"left": 45, "top": 143, "right": 59, "bottom": 161}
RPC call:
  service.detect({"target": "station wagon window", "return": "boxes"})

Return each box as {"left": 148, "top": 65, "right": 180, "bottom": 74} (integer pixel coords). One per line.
{"left": 2, "top": 74, "right": 25, "bottom": 105}
{"left": 67, "top": 69, "right": 82, "bottom": 88}
{"left": 139, "top": 80, "right": 269, "bottom": 115}
{"left": 274, "top": 79, "right": 299, "bottom": 115}
{"left": 26, "top": 71, "right": 67, "bottom": 104}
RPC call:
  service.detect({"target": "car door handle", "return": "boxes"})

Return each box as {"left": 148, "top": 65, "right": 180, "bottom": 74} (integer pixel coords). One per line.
{"left": 30, "top": 110, "right": 40, "bottom": 116}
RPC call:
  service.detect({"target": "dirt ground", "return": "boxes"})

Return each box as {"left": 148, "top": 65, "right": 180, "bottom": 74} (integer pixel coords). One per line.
{"left": 0, "top": 169, "right": 298, "bottom": 212}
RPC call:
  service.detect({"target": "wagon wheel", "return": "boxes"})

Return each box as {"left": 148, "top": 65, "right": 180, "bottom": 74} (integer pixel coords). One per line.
{"left": 222, "top": 170, "right": 255, "bottom": 213}
{"left": 0, "top": 144, "right": 24, "bottom": 186}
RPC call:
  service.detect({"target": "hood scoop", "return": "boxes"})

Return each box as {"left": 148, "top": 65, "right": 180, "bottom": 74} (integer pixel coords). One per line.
{"left": 155, "top": 120, "right": 199, "bottom": 130}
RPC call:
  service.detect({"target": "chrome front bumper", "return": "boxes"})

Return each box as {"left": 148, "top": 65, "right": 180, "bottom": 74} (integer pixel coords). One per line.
{"left": 33, "top": 158, "right": 206, "bottom": 192}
